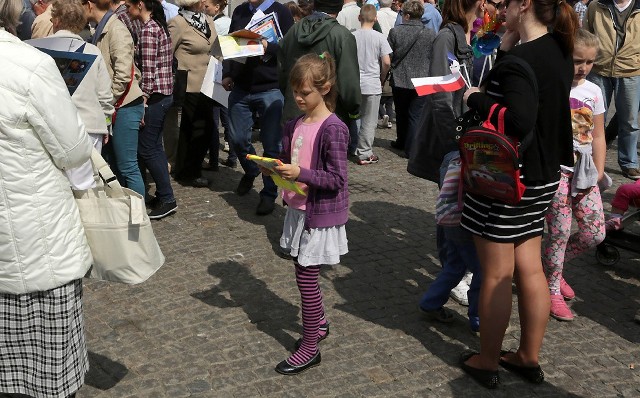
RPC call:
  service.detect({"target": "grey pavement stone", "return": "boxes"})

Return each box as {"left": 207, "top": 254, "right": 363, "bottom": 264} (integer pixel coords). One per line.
{"left": 77, "top": 125, "right": 640, "bottom": 397}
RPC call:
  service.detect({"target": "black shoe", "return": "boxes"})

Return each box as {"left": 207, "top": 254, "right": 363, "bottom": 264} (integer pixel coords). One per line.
{"left": 145, "top": 195, "right": 160, "bottom": 210}
{"left": 236, "top": 174, "right": 255, "bottom": 196}
{"left": 499, "top": 350, "right": 544, "bottom": 384}
{"left": 191, "top": 177, "right": 209, "bottom": 187}
{"left": 256, "top": 197, "right": 275, "bottom": 215}
{"left": 419, "top": 306, "right": 455, "bottom": 323}
{"left": 275, "top": 352, "right": 321, "bottom": 375}
{"left": 390, "top": 140, "right": 404, "bottom": 150}
{"left": 148, "top": 201, "right": 177, "bottom": 220}
{"left": 219, "top": 158, "right": 237, "bottom": 169}
{"left": 294, "top": 322, "right": 330, "bottom": 351}
{"left": 459, "top": 352, "right": 499, "bottom": 389}
{"left": 202, "top": 162, "right": 219, "bottom": 171}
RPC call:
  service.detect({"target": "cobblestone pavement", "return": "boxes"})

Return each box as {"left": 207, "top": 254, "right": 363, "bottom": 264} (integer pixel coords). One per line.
{"left": 79, "top": 124, "right": 639, "bottom": 398}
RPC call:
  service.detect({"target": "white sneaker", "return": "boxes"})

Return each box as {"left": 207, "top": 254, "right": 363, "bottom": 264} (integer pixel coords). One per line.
{"left": 462, "top": 271, "right": 473, "bottom": 286}
{"left": 223, "top": 141, "right": 230, "bottom": 152}
{"left": 450, "top": 276, "right": 470, "bottom": 307}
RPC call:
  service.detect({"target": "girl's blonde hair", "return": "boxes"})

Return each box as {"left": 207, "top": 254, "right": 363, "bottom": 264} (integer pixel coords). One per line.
{"left": 574, "top": 28, "right": 599, "bottom": 50}
{"left": 289, "top": 52, "right": 337, "bottom": 111}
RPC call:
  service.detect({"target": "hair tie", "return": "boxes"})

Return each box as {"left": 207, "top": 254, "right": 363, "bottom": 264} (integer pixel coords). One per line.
{"left": 557, "top": 0, "right": 564, "bottom": 4}
{"left": 319, "top": 53, "right": 325, "bottom": 59}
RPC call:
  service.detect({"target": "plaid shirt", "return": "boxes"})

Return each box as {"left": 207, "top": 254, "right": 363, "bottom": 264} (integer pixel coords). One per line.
{"left": 115, "top": 4, "right": 142, "bottom": 44}
{"left": 135, "top": 19, "right": 173, "bottom": 97}
{"left": 574, "top": 1, "right": 587, "bottom": 27}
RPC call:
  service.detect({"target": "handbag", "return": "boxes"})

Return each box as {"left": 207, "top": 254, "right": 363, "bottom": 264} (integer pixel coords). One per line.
{"left": 74, "top": 149, "right": 165, "bottom": 284}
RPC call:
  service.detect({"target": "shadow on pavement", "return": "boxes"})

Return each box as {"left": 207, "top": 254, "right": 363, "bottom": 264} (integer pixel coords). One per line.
{"left": 192, "top": 260, "right": 300, "bottom": 351}
{"left": 331, "top": 200, "right": 574, "bottom": 395}
{"left": 84, "top": 351, "right": 128, "bottom": 391}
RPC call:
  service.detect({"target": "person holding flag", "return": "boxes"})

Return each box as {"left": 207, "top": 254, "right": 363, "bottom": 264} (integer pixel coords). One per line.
{"left": 407, "top": 0, "right": 485, "bottom": 336}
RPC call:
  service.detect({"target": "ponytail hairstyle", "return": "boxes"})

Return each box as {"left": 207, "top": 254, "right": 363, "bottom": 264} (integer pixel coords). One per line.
{"left": 128, "top": 0, "right": 170, "bottom": 34}
{"left": 531, "top": 0, "right": 578, "bottom": 55}
{"left": 289, "top": 52, "right": 338, "bottom": 112}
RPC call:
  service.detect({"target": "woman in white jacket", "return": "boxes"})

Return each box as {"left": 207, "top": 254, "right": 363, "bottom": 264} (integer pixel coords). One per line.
{"left": 0, "top": 0, "right": 94, "bottom": 396}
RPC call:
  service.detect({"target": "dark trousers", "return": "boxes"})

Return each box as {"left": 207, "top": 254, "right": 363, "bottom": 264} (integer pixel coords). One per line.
{"left": 138, "top": 95, "right": 175, "bottom": 203}
{"left": 392, "top": 86, "right": 427, "bottom": 156}
{"left": 212, "top": 104, "right": 236, "bottom": 162}
{"left": 175, "top": 93, "right": 215, "bottom": 180}
{"left": 378, "top": 95, "right": 395, "bottom": 120}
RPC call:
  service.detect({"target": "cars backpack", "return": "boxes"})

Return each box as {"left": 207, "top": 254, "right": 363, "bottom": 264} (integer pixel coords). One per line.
{"left": 457, "top": 55, "right": 538, "bottom": 205}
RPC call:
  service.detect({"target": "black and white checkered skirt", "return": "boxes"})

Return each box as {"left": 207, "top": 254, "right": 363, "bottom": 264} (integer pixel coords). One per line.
{"left": 0, "top": 279, "right": 88, "bottom": 398}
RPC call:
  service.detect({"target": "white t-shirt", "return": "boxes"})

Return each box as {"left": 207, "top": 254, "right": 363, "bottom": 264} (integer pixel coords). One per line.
{"left": 353, "top": 29, "right": 393, "bottom": 95}
{"left": 561, "top": 79, "right": 606, "bottom": 171}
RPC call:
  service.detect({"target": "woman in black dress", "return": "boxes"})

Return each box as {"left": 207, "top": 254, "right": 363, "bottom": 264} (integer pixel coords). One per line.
{"left": 458, "top": 0, "right": 578, "bottom": 388}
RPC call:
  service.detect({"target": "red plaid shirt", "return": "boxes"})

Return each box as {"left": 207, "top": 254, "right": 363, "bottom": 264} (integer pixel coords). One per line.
{"left": 135, "top": 19, "right": 173, "bottom": 97}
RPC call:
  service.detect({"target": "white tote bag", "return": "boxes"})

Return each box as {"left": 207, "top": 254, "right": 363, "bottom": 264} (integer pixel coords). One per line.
{"left": 74, "top": 149, "right": 165, "bottom": 284}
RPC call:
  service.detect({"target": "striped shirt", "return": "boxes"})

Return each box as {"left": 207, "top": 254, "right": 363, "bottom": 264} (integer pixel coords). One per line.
{"left": 135, "top": 19, "right": 173, "bottom": 97}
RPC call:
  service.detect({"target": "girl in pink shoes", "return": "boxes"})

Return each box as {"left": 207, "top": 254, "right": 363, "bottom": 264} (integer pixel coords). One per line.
{"left": 605, "top": 180, "right": 640, "bottom": 231}
{"left": 262, "top": 53, "right": 349, "bottom": 375}
{"left": 542, "top": 29, "right": 607, "bottom": 322}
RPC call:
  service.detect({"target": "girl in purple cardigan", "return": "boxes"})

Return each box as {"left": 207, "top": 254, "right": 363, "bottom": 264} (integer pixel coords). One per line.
{"left": 262, "top": 53, "right": 349, "bottom": 375}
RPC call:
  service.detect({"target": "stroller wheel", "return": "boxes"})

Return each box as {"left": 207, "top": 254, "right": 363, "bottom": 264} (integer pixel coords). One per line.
{"left": 596, "top": 243, "right": 619, "bottom": 266}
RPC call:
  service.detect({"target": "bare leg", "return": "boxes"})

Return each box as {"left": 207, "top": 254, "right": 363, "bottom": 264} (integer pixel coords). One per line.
{"left": 465, "top": 236, "right": 515, "bottom": 371}
{"left": 507, "top": 236, "right": 550, "bottom": 366}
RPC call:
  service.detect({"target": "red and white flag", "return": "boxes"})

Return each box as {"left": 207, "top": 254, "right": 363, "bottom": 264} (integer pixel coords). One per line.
{"left": 411, "top": 72, "right": 466, "bottom": 96}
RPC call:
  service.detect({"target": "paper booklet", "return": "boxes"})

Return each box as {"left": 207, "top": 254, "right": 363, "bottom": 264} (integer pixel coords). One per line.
{"left": 246, "top": 155, "right": 307, "bottom": 196}
{"left": 211, "top": 12, "right": 282, "bottom": 61}
{"left": 26, "top": 38, "right": 96, "bottom": 96}
{"left": 200, "top": 56, "right": 229, "bottom": 107}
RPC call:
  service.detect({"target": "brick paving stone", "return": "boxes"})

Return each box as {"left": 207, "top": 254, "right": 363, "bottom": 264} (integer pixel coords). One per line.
{"left": 76, "top": 125, "right": 640, "bottom": 397}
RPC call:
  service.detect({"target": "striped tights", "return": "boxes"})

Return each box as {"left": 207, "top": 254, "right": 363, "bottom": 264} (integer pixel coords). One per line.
{"left": 287, "top": 264, "right": 325, "bottom": 366}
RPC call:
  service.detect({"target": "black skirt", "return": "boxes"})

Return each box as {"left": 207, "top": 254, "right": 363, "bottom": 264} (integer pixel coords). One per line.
{"left": 460, "top": 180, "right": 560, "bottom": 243}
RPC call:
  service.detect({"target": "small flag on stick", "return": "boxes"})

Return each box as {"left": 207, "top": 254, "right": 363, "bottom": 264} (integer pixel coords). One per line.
{"left": 411, "top": 72, "right": 467, "bottom": 96}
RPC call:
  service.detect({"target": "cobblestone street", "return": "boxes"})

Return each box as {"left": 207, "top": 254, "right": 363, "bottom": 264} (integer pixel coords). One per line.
{"left": 79, "top": 125, "right": 639, "bottom": 397}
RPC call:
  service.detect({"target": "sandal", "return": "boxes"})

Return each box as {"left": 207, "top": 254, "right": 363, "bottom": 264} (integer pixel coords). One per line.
{"left": 499, "top": 350, "right": 544, "bottom": 384}
{"left": 459, "top": 352, "right": 500, "bottom": 389}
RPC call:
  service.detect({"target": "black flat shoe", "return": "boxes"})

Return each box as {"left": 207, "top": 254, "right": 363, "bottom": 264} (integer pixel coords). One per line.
{"left": 499, "top": 350, "right": 544, "bottom": 384}
{"left": 294, "top": 322, "right": 330, "bottom": 351}
{"left": 275, "top": 352, "right": 321, "bottom": 375}
{"left": 459, "top": 352, "right": 499, "bottom": 389}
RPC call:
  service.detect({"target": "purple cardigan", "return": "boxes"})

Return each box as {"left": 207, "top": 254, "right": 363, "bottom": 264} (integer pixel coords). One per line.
{"left": 280, "top": 114, "right": 349, "bottom": 229}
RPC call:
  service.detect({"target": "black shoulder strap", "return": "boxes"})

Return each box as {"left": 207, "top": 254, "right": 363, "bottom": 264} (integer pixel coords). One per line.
{"left": 391, "top": 27, "right": 425, "bottom": 69}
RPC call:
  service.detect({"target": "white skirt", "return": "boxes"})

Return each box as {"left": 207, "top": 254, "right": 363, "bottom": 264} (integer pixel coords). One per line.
{"left": 280, "top": 207, "right": 348, "bottom": 266}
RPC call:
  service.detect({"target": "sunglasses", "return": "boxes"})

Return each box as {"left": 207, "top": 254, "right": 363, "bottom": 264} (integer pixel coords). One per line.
{"left": 487, "top": 0, "right": 506, "bottom": 9}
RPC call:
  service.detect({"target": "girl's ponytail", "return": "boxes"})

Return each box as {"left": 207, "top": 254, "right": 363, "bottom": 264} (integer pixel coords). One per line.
{"left": 148, "top": 0, "right": 170, "bottom": 34}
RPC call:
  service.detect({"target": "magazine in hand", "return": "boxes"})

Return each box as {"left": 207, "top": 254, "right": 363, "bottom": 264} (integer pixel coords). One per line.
{"left": 246, "top": 154, "right": 306, "bottom": 196}
{"left": 245, "top": 12, "right": 283, "bottom": 44}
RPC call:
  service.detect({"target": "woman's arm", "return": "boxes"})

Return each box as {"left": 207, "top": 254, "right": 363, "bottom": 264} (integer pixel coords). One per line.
{"left": 109, "top": 23, "right": 136, "bottom": 102}
{"left": 95, "top": 53, "right": 115, "bottom": 118}
{"left": 138, "top": 25, "right": 159, "bottom": 97}
{"left": 467, "top": 61, "right": 538, "bottom": 140}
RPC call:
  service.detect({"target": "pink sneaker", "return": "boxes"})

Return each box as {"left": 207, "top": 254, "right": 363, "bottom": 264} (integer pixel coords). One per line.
{"left": 550, "top": 294, "right": 574, "bottom": 321}
{"left": 559, "top": 277, "right": 575, "bottom": 300}
{"left": 605, "top": 215, "right": 622, "bottom": 231}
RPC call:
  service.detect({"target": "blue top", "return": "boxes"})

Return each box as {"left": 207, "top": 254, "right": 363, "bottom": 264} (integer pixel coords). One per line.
{"left": 394, "top": 3, "right": 442, "bottom": 33}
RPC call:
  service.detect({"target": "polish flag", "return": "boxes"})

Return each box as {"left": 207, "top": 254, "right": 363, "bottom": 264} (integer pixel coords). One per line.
{"left": 411, "top": 72, "right": 466, "bottom": 96}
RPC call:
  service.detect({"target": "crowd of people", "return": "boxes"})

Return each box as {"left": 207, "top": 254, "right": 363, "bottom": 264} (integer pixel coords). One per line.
{"left": 1, "top": 0, "right": 639, "bottom": 394}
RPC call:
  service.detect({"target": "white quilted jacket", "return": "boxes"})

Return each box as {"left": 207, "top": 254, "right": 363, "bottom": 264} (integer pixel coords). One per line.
{"left": 0, "top": 29, "right": 93, "bottom": 294}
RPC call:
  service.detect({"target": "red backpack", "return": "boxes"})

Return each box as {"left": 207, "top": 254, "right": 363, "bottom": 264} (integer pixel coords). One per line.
{"left": 458, "top": 103, "right": 526, "bottom": 205}
{"left": 457, "top": 55, "right": 537, "bottom": 205}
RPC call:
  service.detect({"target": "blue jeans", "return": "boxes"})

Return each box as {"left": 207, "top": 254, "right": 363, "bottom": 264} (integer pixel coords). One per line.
{"left": 213, "top": 104, "right": 236, "bottom": 162}
{"left": 228, "top": 88, "right": 283, "bottom": 200}
{"left": 109, "top": 102, "right": 145, "bottom": 196}
{"left": 419, "top": 152, "right": 481, "bottom": 329}
{"left": 138, "top": 95, "right": 175, "bottom": 203}
{"left": 588, "top": 73, "right": 640, "bottom": 169}
{"left": 348, "top": 118, "right": 359, "bottom": 155}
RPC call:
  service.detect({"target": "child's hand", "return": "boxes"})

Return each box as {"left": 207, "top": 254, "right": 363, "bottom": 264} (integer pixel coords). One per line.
{"left": 274, "top": 163, "right": 300, "bottom": 181}
{"left": 258, "top": 165, "right": 273, "bottom": 176}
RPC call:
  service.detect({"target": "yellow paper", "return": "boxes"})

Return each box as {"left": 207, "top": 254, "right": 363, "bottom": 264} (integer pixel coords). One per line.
{"left": 246, "top": 154, "right": 306, "bottom": 196}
